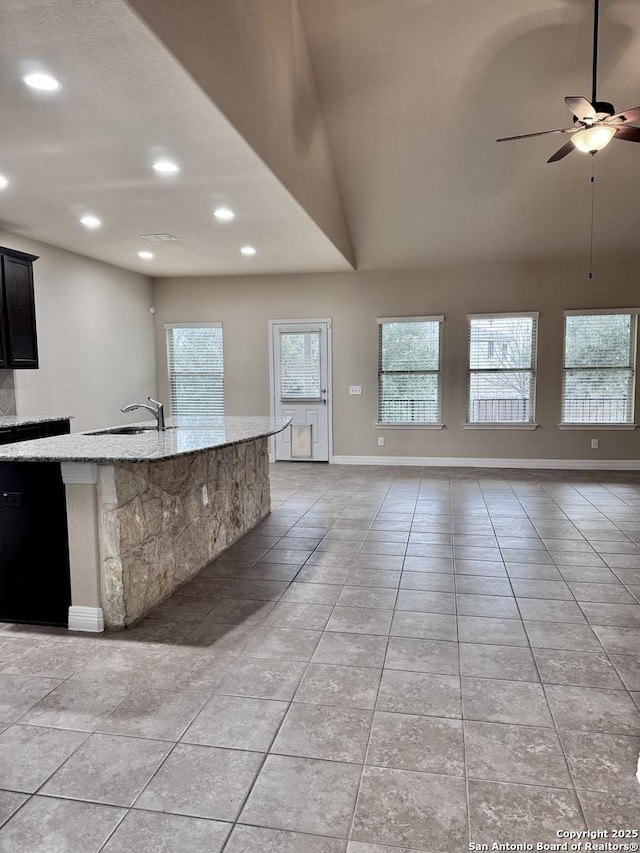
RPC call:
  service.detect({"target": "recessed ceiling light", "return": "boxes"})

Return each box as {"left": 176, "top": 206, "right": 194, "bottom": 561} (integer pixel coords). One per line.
{"left": 240, "top": 246, "right": 257, "bottom": 256}
{"left": 152, "top": 160, "right": 180, "bottom": 174}
{"left": 79, "top": 215, "right": 101, "bottom": 229}
{"left": 22, "top": 72, "right": 61, "bottom": 91}
{"left": 214, "top": 207, "right": 235, "bottom": 221}
{"left": 0, "top": 175, "right": 8, "bottom": 190}
{"left": 138, "top": 251, "right": 154, "bottom": 260}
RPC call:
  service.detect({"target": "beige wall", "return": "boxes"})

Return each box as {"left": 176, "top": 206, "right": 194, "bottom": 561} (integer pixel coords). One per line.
{"left": 153, "top": 257, "right": 640, "bottom": 462}
{"left": 1, "top": 231, "right": 157, "bottom": 432}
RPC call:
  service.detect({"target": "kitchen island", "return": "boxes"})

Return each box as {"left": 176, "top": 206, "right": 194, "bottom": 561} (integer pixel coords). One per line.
{"left": 0, "top": 416, "right": 290, "bottom": 631}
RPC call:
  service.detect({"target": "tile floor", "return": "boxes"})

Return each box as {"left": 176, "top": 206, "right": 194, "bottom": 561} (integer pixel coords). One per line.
{"left": 1, "top": 462, "right": 640, "bottom": 852}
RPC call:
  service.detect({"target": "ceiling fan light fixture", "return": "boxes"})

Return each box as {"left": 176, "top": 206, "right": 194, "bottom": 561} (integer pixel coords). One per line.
{"left": 571, "top": 125, "right": 615, "bottom": 154}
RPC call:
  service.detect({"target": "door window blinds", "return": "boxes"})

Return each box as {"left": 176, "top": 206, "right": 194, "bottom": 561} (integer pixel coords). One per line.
{"left": 279, "top": 330, "right": 322, "bottom": 401}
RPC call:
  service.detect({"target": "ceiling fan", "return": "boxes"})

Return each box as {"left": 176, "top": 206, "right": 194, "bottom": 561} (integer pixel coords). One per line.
{"left": 497, "top": 0, "right": 640, "bottom": 162}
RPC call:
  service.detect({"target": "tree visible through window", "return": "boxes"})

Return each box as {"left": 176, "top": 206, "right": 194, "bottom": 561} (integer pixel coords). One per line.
{"left": 378, "top": 317, "right": 442, "bottom": 424}
{"left": 166, "top": 324, "right": 224, "bottom": 418}
{"left": 468, "top": 314, "right": 538, "bottom": 423}
{"left": 562, "top": 312, "right": 637, "bottom": 424}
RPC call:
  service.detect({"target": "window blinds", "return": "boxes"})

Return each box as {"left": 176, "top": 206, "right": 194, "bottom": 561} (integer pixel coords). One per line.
{"left": 279, "top": 330, "right": 322, "bottom": 401}
{"left": 562, "top": 312, "right": 637, "bottom": 424}
{"left": 378, "top": 317, "right": 442, "bottom": 424}
{"left": 467, "top": 313, "right": 538, "bottom": 423}
{"left": 166, "top": 324, "right": 224, "bottom": 418}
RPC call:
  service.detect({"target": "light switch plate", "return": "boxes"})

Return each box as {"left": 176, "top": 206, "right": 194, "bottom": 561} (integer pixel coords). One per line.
{"left": 349, "top": 386, "right": 362, "bottom": 395}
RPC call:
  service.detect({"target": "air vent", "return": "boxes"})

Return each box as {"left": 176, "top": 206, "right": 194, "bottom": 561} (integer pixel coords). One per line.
{"left": 140, "top": 233, "right": 178, "bottom": 242}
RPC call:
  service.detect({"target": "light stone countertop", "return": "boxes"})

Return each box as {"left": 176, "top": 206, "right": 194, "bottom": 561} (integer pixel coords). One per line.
{"left": 0, "top": 416, "right": 291, "bottom": 463}
{"left": 0, "top": 415, "right": 73, "bottom": 428}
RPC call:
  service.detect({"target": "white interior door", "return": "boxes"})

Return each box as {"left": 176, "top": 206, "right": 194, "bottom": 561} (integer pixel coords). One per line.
{"left": 271, "top": 320, "right": 331, "bottom": 462}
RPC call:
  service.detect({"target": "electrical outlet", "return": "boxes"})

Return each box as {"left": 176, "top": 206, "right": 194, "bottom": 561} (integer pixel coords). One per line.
{"left": 377, "top": 436, "right": 385, "bottom": 447}
{"left": 591, "top": 439, "right": 599, "bottom": 450}
{"left": 201, "top": 484, "right": 209, "bottom": 506}
{"left": 349, "top": 385, "right": 362, "bottom": 395}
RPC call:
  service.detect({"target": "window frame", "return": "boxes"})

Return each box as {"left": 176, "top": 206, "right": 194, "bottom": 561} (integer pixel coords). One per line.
{"left": 165, "top": 322, "right": 224, "bottom": 419}
{"left": 465, "top": 311, "right": 539, "bottom": 429}
{"left": 376, "top": 315, "right": 444, "bottom": 429}
{"left": 560, "top": 308, "right": 639, "bottom": 429}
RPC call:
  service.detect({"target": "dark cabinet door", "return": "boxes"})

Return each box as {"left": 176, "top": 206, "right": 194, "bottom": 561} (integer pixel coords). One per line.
{"left": 0, "top": 461, "right": 70, "bottom": 626}
{"left": 0, "top": 276, "right": 7, "bottom": 369}
{"left": 2, "top": 254, "right": 38, "bottom": 369}
{"left": 0, "top": 419, "right": 72, "bottom": 627}
{"left": 14, "top": 420, "right": 70, "bottom": 442}
{"left": 0, "top": 428, "right": 15, "bottom": 445}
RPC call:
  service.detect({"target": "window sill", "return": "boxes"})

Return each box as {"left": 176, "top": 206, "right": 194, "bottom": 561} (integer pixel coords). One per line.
{"left": 464, "top": 423, "right": 539, "bottom": 430}
{"left": 376, "top": 423, "right": 445, "bottom": 430}
{"left": 558, "top": 423, "right": 637, "bottom": 431}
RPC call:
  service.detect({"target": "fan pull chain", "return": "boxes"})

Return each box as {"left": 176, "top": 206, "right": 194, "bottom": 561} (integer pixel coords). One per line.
{"left": 588, "top": 160, "right": 596, "bottom": 279}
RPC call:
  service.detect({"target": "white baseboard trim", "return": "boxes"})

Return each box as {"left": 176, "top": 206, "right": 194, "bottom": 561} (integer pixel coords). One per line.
{"left": 331, "top": 455, "right": 640, "bottom": 471}
{"left": 68, "top": 606, "right": 105, "bottom": 632}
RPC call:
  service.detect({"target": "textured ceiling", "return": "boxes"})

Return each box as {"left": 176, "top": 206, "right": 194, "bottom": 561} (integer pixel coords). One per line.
{"left": 1, "top": 0, "right": 639, "bottom": 276}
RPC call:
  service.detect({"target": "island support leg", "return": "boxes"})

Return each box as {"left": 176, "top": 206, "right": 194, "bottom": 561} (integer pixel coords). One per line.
{"left": 60, "top": 462, "right": 105, "bottom": 632}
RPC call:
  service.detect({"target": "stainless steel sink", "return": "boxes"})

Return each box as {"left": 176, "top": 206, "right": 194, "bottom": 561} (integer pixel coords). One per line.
{"left": 90, "top": 426, "right": 177, "bottom": 436}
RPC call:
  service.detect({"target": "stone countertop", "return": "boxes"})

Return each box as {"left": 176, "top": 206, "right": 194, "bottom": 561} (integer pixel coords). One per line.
{"left": 0, "top": 415, "right": 73, "bottom": 428}
{"left": 0, "top": 416, "right": 291, "bottom": 463}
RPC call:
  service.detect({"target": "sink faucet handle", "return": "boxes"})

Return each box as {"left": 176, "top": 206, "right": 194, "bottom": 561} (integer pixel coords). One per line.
{"left": 147, "top": 397, "right": 165, "bottom": 430}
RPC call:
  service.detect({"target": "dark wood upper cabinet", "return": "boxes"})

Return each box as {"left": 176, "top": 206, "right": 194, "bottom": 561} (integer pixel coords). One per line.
{"left": 0, "top": 246, "right": 39, "bottom": 370}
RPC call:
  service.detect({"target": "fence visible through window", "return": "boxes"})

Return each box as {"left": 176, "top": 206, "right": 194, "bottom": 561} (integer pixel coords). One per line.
{"left": 562, "top": 397, "right": 629, "bottom": 424}
{"left": 471, "top": 398, "right": 529, "bottom": 422}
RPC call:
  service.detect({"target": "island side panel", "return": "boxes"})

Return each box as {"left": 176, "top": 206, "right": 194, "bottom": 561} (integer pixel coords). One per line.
{"left": 97, "top": 437, "right": 270, "bottom": 628}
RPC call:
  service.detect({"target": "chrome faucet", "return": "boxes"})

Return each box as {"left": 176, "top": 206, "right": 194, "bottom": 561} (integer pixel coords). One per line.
{"left": 120, "top": 397, "right": 166, "bottom": 430}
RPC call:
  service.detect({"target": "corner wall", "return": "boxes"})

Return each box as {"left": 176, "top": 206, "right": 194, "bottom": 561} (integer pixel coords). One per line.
{"left": 152, "top": 257, "right": 640, "bottom": 464}
{"left": 1, "top": 231, "right": 157, "bottom": 431}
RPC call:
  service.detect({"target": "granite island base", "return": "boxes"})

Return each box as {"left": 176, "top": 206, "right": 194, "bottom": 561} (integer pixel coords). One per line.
{"left": 0, "top": 417, "right": 290, "bottom": 631}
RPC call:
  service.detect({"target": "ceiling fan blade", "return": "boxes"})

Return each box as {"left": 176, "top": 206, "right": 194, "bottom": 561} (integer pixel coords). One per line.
{"left": 609, "top": 105, "right": 640, "bottom": 124}
{"left": 614, "top": 125, "right": 640, "bottom": 142}
{"left": 497, "top": 127, "right": 573, "bottom": 143}
{"left": 565, "top": 96, "right": 597, "bottom": 121}
{"left": 547, "top": 139, "right": 576, "bottom": 163}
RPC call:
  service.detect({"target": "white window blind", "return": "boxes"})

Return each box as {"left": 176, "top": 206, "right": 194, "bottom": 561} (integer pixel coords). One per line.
{"left": 378, "top": 316, "right": 443, "bottom": 424}
{"left": 165, "top": 324, "right": 224, "bottom": 418}
{"left": 279, "top": 329, "right": 321, "bottom": 401}
{"left": 562, "top": 311, "right": 637, "bottom": 424}
{"left": 468, "top": 313, "right": 538, "bottom": 424}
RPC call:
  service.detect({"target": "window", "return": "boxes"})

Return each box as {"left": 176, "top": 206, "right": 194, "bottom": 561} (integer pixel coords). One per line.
{"left": 165, "top": 323, "right": 224, "bottom": 418}
{"left": 562, "top": 310, "right": 638, "bottom": 425}
{"left": 468, "top": 313, "right": 538, "bottom": 424}
{"left": 279, "top": 329, "right": 321, "bottom": 400}
{"left": 378, "top": 316, "right": 443, "bottom": 425}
